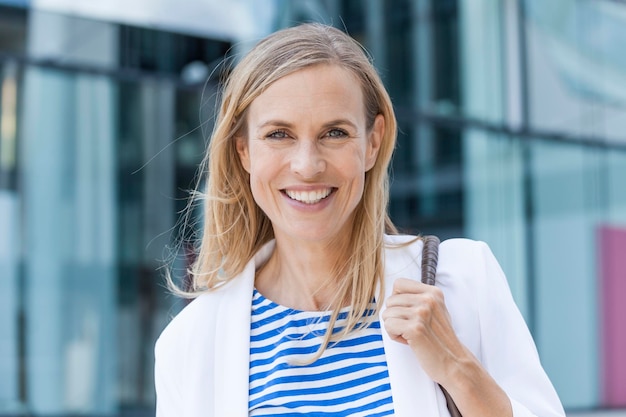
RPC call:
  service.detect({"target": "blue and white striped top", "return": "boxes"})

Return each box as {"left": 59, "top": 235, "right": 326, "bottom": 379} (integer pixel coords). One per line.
{"left": 249, "top": 288, "right": 395, "bottom": 416}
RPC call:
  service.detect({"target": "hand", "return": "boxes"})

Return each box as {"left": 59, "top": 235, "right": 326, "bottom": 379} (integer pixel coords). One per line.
{"left": 382, "top": 278, "right": 513, "bottom": 417}
{"left": 381, "top": 277, "right": 467, "bottom": 386}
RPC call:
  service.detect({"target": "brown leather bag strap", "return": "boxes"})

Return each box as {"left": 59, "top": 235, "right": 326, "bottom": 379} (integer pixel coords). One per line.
{"left": 421, "top": 235, "right": 440, "bottom": 286}
{"left": 421, "top": 235, "right": 463, "bottom": 417}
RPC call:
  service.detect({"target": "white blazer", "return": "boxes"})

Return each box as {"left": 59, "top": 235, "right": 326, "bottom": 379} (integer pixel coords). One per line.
{"left": 154, "top": 235, "right": 565, "bottom": 417}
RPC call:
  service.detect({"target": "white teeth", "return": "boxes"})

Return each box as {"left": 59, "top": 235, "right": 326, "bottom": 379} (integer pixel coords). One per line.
{"left": 285, "top": 189, "right": 332, "bottom": 204}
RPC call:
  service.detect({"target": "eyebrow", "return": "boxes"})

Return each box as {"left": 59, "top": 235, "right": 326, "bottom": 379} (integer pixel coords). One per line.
{"left": 256, "top": 119, "right": 359, "bottom": 130}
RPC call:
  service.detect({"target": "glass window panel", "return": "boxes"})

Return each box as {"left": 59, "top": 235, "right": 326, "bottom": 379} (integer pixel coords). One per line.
{"left": 0, "top": 9, "right": 226, "bottom": 412}
{"left": 530, "top": 139, "right": 604, "bottom": 409}
{"left": 462, "top": 129, "right": 529, "bottom": 318}
{"left": 0, "top": 5, "right": 27, "bottom": 54}
{"left": 525, "top": 0, "right": 626, "bottom": 146}
{"left": 1, "top": 57, "right": 25, "bottom": 415}
{"left": 18, "top": 66, "right": 117, "bottom": 414}
{"left": 458, "top": 0, "right": 505, "bottom": 123}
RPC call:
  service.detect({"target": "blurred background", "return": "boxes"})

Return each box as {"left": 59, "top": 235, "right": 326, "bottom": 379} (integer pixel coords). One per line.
{"left": 0, "top": 0, "right": 625, "bottom": 415}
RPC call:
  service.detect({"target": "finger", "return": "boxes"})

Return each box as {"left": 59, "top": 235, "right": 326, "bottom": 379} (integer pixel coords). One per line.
{"left": 385, "top": 293, "right": 419, "bottom": 308}
{"left": 385, "top": 309, "right": 451, "bottom": 349}
{"left": 381, "top": 317, "right": 410, "bottom": 344}
{"left": 383, "top": 304, "right": 456, "bottom": 346}
{"left": 382, "top": 305, "right": 420, "bottom": 321}
{"left": 383, "top": 304, "right": 441, "bottom": 333}
{"left": 392, "top": 278, "right": 420, "bottom": 294}
{"left": 392, "top": 277, "right": 430, "bottom": 294}
{"left": 387, "top": 288, "right": 445, "bottom": 311}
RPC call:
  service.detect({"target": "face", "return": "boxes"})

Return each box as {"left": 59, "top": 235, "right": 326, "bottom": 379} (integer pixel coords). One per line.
{"left": 236, "top": 64, "right": 384, "bottom": 246}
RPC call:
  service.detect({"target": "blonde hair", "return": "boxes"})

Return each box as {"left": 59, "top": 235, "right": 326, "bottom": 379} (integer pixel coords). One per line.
{"left": 171, "top": 22, "right": 398, "bottom": 358}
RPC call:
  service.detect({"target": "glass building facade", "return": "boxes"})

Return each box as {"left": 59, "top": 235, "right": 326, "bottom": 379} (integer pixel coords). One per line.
{"left": 1, "top": 0, "right": 625, "bottom": 415}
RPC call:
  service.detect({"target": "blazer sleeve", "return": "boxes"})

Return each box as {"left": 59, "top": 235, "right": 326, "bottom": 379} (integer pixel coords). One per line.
{"left": 474, "top": 241, "right": 565, "bottom": 417}
{"left": 154, "top": 324, "right": 184, "bottom": 416}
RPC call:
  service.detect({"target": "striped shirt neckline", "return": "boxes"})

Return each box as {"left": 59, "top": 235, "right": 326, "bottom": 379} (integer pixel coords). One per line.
{"left": 249, "top": 288, "right": 395, "bottom": 416}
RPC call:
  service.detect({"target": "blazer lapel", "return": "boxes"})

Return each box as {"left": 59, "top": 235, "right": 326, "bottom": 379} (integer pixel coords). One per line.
{"left": 381, "top": 240, "right": 444, "bottom": 417}
{"left": 213, "top": 241, "right": 275, "bottom": 416}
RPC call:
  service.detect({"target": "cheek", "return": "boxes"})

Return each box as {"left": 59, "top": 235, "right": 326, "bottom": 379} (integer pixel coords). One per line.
{"left": 247, "top": 168, "right": 270, "bottom": 211}
{"left": 247, "top": 152, "right": 280, "bottom": 195}
{"left": 247, "top": 147, "right": 276, "bottom": 177}
{"left": 333, "top": 155, "right": 367, "bottom": 201}
{"left": 337, "top": 147, "right": 368, "bottom": 178}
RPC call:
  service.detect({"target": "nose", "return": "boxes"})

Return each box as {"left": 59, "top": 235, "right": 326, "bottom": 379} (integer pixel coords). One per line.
{"left": 290, "top": 140, "right": 326, "bottom": 178}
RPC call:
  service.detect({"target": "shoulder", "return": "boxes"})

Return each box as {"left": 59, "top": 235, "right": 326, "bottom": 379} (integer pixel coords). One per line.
{"left": 383, "top": 234, "right": 489, "bottom": 262}
{"left": 382, "top": 234, "right": 492, "bottom": 281}
{"left": 439, "top": 238, "right": 491, "bottom": 268}
{"left": 383, "top": 234, "right": 498, "bottom": 291}
{"left": 153, "top": 292, "right": 223, "bottom": 406}
{"left": 438, "top": 238, "right": 501, "bottom": 283}
{"left": 436, "top": 238, "right": 501, "bottom": 294}
{"left": 154, "top": 290, "right": 229, "bottom": 397}
{"left": 155, "top": 292, "right": 221, "bottom": 359}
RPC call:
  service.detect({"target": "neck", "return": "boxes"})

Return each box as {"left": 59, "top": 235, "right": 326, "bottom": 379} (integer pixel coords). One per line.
{"left": 255, "top": 236, "right": 350, "bottom": 311}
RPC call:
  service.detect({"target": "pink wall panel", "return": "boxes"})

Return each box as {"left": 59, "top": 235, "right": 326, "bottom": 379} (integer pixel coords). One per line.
{"left": 599, "top": 226, "right": 626, "bottom": 406}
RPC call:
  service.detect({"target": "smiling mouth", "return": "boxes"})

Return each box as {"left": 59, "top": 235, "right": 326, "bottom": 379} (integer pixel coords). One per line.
{"left": 284, "top": 188, "right": 334, "bottom": 204}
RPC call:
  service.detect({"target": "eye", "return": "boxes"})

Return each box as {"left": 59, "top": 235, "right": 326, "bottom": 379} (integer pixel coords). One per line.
{"left": 325, "top": 128, "right": 349, "bottom": 139}
{"left": 266, "top": 129, "right": 289, "bottom": 140}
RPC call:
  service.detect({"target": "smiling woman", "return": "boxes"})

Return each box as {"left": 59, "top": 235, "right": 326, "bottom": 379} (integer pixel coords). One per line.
{"left": 154, "top": 23, "right": 565, "bottom": 417}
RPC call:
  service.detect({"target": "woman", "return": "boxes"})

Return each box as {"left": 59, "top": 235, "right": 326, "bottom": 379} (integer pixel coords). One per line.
{"left": 155, "top": 23, "right": 565, "bottom": 417}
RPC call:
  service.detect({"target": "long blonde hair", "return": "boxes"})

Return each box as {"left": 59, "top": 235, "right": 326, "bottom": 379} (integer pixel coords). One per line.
{"left": 171, "top": 22, "right": 398, "bottom": 356}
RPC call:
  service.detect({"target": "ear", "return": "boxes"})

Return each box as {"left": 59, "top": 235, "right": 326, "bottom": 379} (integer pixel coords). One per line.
{"left": 365, "top": 114, "right": 384, "bottom": 171}
{"left": 235, "top": 136, "right": 251, "bottom": 173}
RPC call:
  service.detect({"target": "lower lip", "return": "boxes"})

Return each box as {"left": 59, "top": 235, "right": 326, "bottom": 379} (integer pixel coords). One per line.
{"left": 282, "top": 189, "right": 336, "bottom": 211}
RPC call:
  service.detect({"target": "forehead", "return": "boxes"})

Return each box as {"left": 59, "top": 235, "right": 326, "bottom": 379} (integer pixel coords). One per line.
{"left": 247, "top": 64, "right": 366, "bottom": 127}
